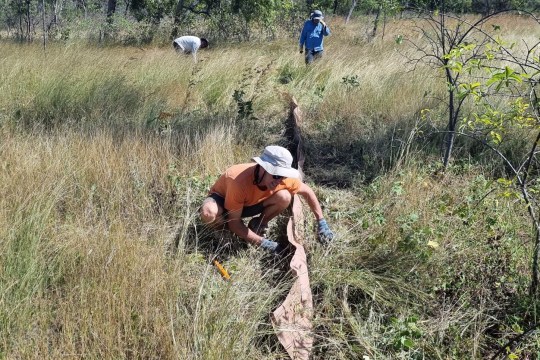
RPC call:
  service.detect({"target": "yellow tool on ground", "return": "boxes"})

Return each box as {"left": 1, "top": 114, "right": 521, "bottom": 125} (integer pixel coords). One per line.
{"left": 212, "top": 258, "right": 231, "bottom": 280}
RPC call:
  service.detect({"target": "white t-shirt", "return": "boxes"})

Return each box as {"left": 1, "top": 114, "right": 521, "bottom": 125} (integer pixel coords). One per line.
{"left": 173, "top": 36, "right": 201, "bottom": 54}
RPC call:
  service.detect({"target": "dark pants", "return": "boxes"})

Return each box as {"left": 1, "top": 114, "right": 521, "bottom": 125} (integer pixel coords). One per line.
{"left": 209, "top": 193, "right": 264, "bottom": 218}
{"left": 305, "top": 49, "right": 323, "bottom": 64}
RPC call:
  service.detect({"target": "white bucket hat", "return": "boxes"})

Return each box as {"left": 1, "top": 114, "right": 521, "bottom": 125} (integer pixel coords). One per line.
{"left": 311, "top": 10, "right": 324, "bottom": 20}
{"left": 252, "top": 146, "right": 300, "bottom": 179}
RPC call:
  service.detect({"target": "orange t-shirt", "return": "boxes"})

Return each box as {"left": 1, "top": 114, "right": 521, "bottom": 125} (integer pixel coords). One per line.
{"left": 209, "top": 163, "right": 302, "bottom": 213}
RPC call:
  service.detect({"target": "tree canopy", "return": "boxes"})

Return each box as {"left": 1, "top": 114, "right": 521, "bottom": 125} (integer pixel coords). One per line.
{"left": 2, "top": 0, "right": 539, "bottom": 44}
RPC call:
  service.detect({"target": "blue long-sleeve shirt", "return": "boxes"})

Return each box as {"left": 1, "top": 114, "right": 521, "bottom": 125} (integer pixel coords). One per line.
{"left": 299, "top": 20, "right": 330, "bottom": 51}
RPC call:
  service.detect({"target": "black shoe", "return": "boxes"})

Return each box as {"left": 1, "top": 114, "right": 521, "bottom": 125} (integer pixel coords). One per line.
{"left": 274, "top": 242, "right": 288, "bottom": 255}
{"left": 248, "top": 216, "right": 269, "bottom": 237}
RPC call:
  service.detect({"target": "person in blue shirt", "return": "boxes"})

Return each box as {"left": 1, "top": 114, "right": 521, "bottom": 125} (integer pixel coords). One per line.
{"left": 299, "top": 10, "right": 331, "bottom": 64}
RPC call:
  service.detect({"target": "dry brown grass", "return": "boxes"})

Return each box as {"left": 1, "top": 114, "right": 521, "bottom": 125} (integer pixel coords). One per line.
{"left": 0, "top": 128, "right": 288, "bottom": 358}
{"left": 1, "top": 13, "right": 539, "bottom": 358}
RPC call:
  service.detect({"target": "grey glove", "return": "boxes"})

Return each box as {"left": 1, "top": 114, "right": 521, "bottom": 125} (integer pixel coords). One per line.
{"left": 317, "top": 219, "right": 334, "bottom": 244}
{"left": 261, "top": 238, "right": 287, "bottom": 254}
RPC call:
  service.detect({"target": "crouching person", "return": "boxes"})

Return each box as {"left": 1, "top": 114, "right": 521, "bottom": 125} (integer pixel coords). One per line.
{"left": 199, "top": 145, "right": 334, "bottom": 254}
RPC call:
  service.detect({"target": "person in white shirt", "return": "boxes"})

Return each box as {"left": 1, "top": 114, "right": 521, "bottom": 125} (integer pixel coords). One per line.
{"left": 172, "top": 36, "right": 209, "bottom": 62}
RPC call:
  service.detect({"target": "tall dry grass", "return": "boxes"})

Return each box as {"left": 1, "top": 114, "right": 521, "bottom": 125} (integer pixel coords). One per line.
{"left": 0, "top": 128, "right": 292, "bottom": 359}
{"left": 0, "top": 18, "right": 440, "bottom": 127}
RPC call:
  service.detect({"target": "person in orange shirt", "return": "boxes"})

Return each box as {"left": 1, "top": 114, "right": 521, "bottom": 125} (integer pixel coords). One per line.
{"left": 200, "top": 145, "right": 334, "bottom": 253}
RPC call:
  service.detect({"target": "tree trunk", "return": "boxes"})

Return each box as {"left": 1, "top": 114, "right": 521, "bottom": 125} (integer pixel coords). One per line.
{"left": 526, "top": 130, "right": 540, "bottom": 295}
{"left": 25, "top": 0, "right": 32, "bottom": 42}
{"left": 345, "top": 0, "right": 357, "bottom": 24}
{"left": 80, "top": 0, "right": 87, "bottom": 19}
{"left": 442, "top": 128, "right": 455, "bottom": 168}
{"left": 483, "top": 0, "right": 491, "bottom": 16}
{"left": 107, "top": 0, "right": 117, "bottom": 22}
{"left": 53, "top": 0, "right": 58, "bottom": 25}
{"left": 41, "top": 0, "right": 46, "bottom": 49}
{"left": 172, "top": 0, "right": 186, "bottom": 38}
{"left": 382, "top": 7, "right": 386, "bottom": 41}
{"left": 370, "top": 3, "right": 382, "bottom": 39}
{"left": 17, "top": 0, "right": 24, "bottom": 41}
{"left": 49, "top": 0, "right": 59, "bottom": 30}
{"left": 531, "top": 214, "right": 540, "bottom": 295}
{"left": 442, "top": 87, "right": 456, "bottom": 168}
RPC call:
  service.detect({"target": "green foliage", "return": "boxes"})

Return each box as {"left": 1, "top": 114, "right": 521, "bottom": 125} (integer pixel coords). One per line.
{"left": 442, "top": 43, "right": 476, "bottom": 73}
{"left": 465, "top": 98, "right": 536, "bottom": 145}
{"left": 231, "top": 0, "right": 280, "bottom": 25}
{"left": 396, "top": 211, "right": 437, "bottom": 260}
{"left": 277, "top": 62, "right": 299, "bottom": 84}
{"left": 388, "top": 316, "right": 423, "bottom": 351}
{"left": 341, "top": 74, "right": 360, "bottom": 89}
{"left": 405, "top": 0, "right": 530, "bottom": 13}
{"left": 131, "top": 0, "right": 177, "bottom": 23}
{"left": 1, "top": 0, "right": 38, "bottom": 41}
{"left": 486, "top": 66, "right": 525, "bottom": 91}
{"left": 359, "top": 0, "right": 403, "bottom": 14}
{"left": 103, "top": 14, "right": 158, "bottom": 45}
{"left": 233, "top": 89, "right": 256, "bottom": 120}
{"left": 167, "top": 164, "right": 215, "bottom": 199}
{"left": 2, "top": 0, "right": 540, "bottom": 45}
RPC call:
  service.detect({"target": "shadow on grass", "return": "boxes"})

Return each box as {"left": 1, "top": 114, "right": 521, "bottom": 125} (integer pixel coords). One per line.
{"left": 167, "top": 217, "right": 248, "bottom": 262}
{"left": 301, "top": 114, "right": 534, "bottom": 188}
{"left": 167, "top": 212, "right": 295, "bottom": 277}
{"left": 301, "top": 116, "right": 421, "bottom": 188}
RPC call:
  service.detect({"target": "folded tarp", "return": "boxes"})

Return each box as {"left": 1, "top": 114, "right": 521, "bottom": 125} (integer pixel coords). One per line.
{"left": 271, "top": 197, "right": 314, "bottom": 358}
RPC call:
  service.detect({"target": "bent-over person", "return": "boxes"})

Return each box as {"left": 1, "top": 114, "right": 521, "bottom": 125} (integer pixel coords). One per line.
{"left": 200, "top": 146, "right": 334, "bottom": 254}
{"left": 173, "top": 36, "right": 208, "bottom": 62}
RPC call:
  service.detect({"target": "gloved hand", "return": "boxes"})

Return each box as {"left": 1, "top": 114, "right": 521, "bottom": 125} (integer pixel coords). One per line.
{"left": 317, "top": 219, "right": 334, "bottom": 244}
{"left": 261, "top": 238, "right": 287, "bottom": 254}
{"left": 299, "top": 46, "right": 303, "bottom": 54}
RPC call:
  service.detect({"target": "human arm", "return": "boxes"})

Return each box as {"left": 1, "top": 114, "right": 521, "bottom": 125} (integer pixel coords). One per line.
{"left": 297, "top": 183, "right": 334, "bottom": 243}
{"left": 297, "top": 183, "right": 324, "bottom": 220}
{"left": 226, "top": 210, "right": 264, "bottom": 246}
{"left": 227, "top": 212, "right": 287, "bottom": 255}
{"left": 320, "top": 21, "right": 330, "bottom": 36}
{"left": 227, "top": 212, "right": 286, "bottom": 253}
{"left": 299, "top": 23, "right": 307, "bottom": 53}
